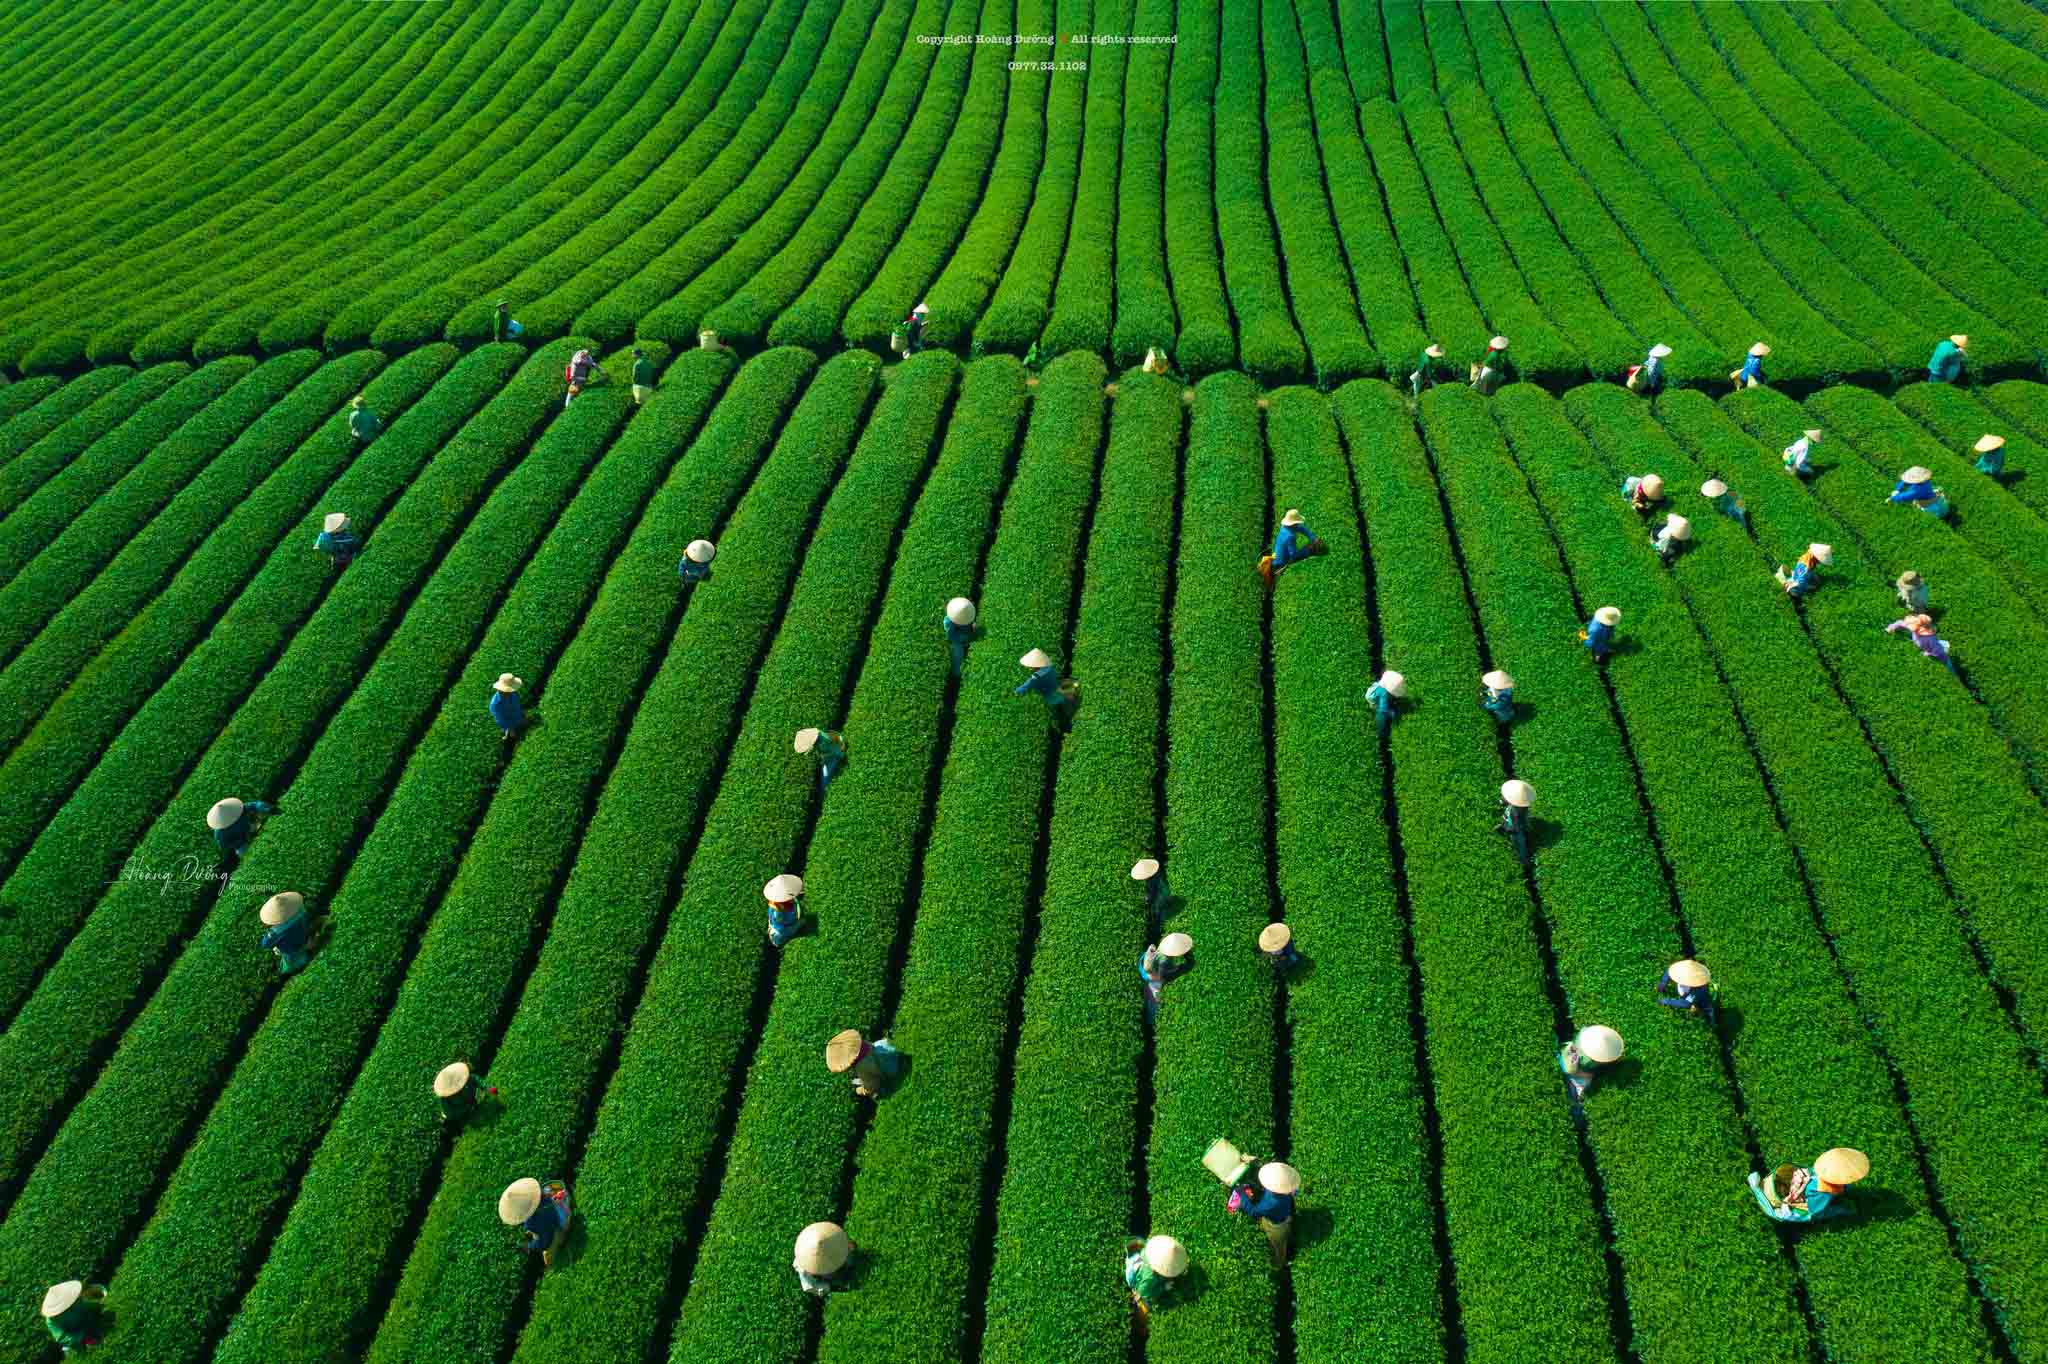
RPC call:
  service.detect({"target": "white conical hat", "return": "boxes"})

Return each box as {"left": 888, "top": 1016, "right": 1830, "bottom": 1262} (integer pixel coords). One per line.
{"left": 1158, "top": 932, "right": 1193, "bottom": 957}
{"left": 946, "top": 597, "right": 976, "bottom": 626}
{"left": 795, "top": 1221, "right": 852, "bottom": 1273}
{"left": 1808, "top": 543, "right": 1833, "bottom": 564}
{"left": 1489, "top": 336, "right": 1510, "bottom": 351}
{"left": 913, "top": 300, "right": 930, "bottom": 316}
{"left": 1813, "top": 1148, "right": 1870, "bottom": 1185}
{"left": 41, "top": 1281, "right": 84, "bottom": 1318}
{"left": 1900, "top": 466, "right": 1932, "bottom": 484}
{"left": 323, "top": 512, "right": 350, "bottom": 533}
{"left": 434, "top": 1061, "right": 472, "bottom": 1097}
{"left": 498, "top": 1177, "right": 543, "bottom": 1224}
{"left": 794, "top": 728, "right": 821, "bottom": 754}
{"left": 764, "top": 874, "right": 804, "bottom": 902}
{"left": 1259, "top": 1161, "right": 1301, "bottom": 1194}
{"left": 1949, "top": 335, "right": 1968, "bottom": 349}
{"left": 1803, "top": 429, "right": 1822, "bottom": 442}
{"left": 1648, "top": 344, "right": 1672, "bottom": 359}
{"left": 1748, "top": 342, "right": 1770, "bottom": 357}
{"left": 1501, "top": 779, "right": 1535, "bottom": 808}
{"left": 1019, "top": 648, "right": 1052, "bottom": 669}
{"left": 1700, "top": 479, "right": 1728, "bottom": 499}
{"left": 1594, "top": 606, "right": 1621, "bottom": 627}
{"left": 1664, "top": 515, "right": 1691, "bottom": 541}
{"left": 1424, "top": 343, "right": 1444, "bottom": 358}
{"left": 1482, "top": 668, "right": 1513, "bottom": 691}
{"left": 1376, "top": 670, "right": 1407, "bottom": 697}
{"left": 825, "top": 1029, "right": 864, "bottom": 1073}
{"left": 1639, "top": 474, "right": 1664, "bottom": 499}
{"left": 1143, "top": 1234, "right": 1188, "bottom": 1276}
{"left": 1975, "top": 434, "right": 2005, "bottom": 454}
{"left": 206, "top": 797, "right": 245, "bottom": 830}
{"left": 686, "top": 539, "right": 717, "bottom": 564}
{"left": 494, "top": 674, "right": 523, "bottom": 693}
{"left": 1281, "top": 509, "right": 1305, "bottom": 527}
{"left": 1577, "top": 1025, "right": 1624, "bottom": 1063}
{"left": 350, "top": 395, "right": 367, "bottom": 410}
{"left": 1131, "top": 858, "right": 1160, "bottom": 881}
{"left": 1669, "top": 959, "right": 1710, "bottom": 988}
{"left": 1259, "top": 922, "right": 1292, "bottom": 952}
{"left": 259, "top": 892, "right": 303, "bottom": 926}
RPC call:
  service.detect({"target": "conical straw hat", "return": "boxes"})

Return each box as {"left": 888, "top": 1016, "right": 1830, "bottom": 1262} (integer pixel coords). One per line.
{"left": 434, "top": 1061, "right": 472, "bottom": 1097}
{"left": 1144, "top": 1235, "right": 1188, "bottom": 1276}
{"left": 1577, "top": 1025, "right": 1624, "bottom": 1063}
{"left": 1669, "top": 959, "right": 1710, "bottom": 988}
{"left": 1158, "top": 932, "right": 1193, "bottom": 957}
{"left": 499, "top": 1177, "right": 543, "bottom": 1224}
{"left": 259, "top": 892, "right": 303, "bottom": 926}
{"left": 41, "top": 1282, "right": 83, "bottom": 1318}
{"left": 686, "top": 539, "right": 716, "bottom": 564}
{"left": 1749, "top": 342, "right": 1770, "bottom": 357}
{"left": 1130, "top": 858, "right": 1160, "bottom": 881}
{"left": 1501, "top": 779, "right": 1535, "bottom": 808}
{"left": 1803, "top": 429, "right": 1822, "bottom": 442}
{"left": 1808, "top": 543, "right": 1833, "bottom": 564}
{"left": 1648, "top": 344, "right": 1672, "bottom": 359}
{"left": 1700, "top": 479, "right": 1728, "bottom": 499}
{"left": 1813, "top": 1148, "right": 1870, "bottom": 1185}
{"left": 1489, "top": 336, "right": 1510, "bottom": 351}
{"left": 1377, "top": 670, "right": 1407, "bottom": 697}
{"left": 324, "top": 512, "right": 350, "bottom": 533}
{"left": 825, "top": 1029, "right": 864, "bottom": 1073}
{"left": 1482, "top": 669, "right": 1513, "bottom": 691}
{"left": 913, "top": 300, "right": 930, "bottom": 316}
{"left": 764, "top": 874, "right": 804, "bottom": 902}
{"left": 494, "top": 674, "right": 522, "bottom": 692}
{"left": 1975, "top": 434, "right": 2005, "bottom": 454}
{"left": 1259, "top": 1161, "right": 1301, "bottom": 1195}
{"left": 1259, "top": 922, "right": 1292, "bottom": 953}
{"left": 795, "top": 1222, "right": 851, "bottom": 1273}
{"left": 794, "top": 728, "right": 821, "bottom": 754}
{"left": 1019, "top": 648, "right": 1052, "bottom": 669}
{"left": 1665, "top": 515, "right": 1691, "bottom": 541}
{"left": 1949, "top": 335, "right": 1968, "bottom": 349}
{"left": 1424, "top": 343, "right": 1444, "bottom": 358}
{"left": 1594, "top": 606, "right": 1621, "bottom": 627}
{"left": 207, "top": 797, "right": 245, "bottom": 830}
{"left": 1639, "top": 474, "right": 1664, "bottom": 499}
{"left": 946, "top": 597, "right": 977, "bottom": 626}
{"left": 1281, "top": 509, "right": 1305, "bottom": 527}
{"left": 1901, "top": 467, "right": 1932, "bottom": 484}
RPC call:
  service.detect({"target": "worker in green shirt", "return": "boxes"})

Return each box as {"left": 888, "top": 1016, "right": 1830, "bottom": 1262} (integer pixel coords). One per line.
{"left": 41, "top": 1281, "right": 107, "bottom": 1357}
{"left": 1123, "top": 1235, "right": 1188, "bottom": 1317}
{"left": 347, "top": 396, "right": 380, "bottom": 442}
{"left": 494, "top": 300, "right": 524, "bottom": 341}
{"left": 631, "top": 348, "right": 656, "bottom": 406}
{"left": 433, "top": 1061, "right": 498, "bottom": 1122}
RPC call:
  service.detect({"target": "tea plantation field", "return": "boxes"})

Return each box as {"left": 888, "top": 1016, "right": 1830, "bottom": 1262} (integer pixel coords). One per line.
{"left": 2, "top": 1, "right": 2046, "bottom": 1362}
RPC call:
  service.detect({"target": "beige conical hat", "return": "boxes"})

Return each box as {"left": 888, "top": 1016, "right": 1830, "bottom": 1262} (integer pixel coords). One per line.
{"left": 946, "top": 597, "right": 977, "bottom": 626}
{"left": 1639, "top": 474, "right": 1664, "bottom": 499}
{"left": 207, "top": 797, "right": 245, "bottom": 830}
{"left": 1813, "top": 1148, "right": 1870, "bottom": 1185}
{"left": 1131, "top": 858, "right": 1160, "bottom": 881}
{"left": 323, "top": 512, "right": 350, "bottom": 534}
{"left": 1808, "top": 543, "right": 1833, "bottom": 564}
{"left": 913, "top": 300, "right": 930, "bottom": 316}
{"left": 794, "top": 728, "right": 821, "bottom": 754}
{"left": 1377, "top": 670, "right": 1407, "bottom": 697}
{"left": 1594, "top": 606, "right": 1621, "bottom": 627}
{"left": 1158, "top": 932, "right": 1193, "bottom": 957}
{"left": 1489, "top": 336, "right": 1510, "bottom": 351}
{"left": 1577, "top": 1025, "right": 1624, "bottom": 1063}
{"left": 1259, "top": 1161, "right": 1301, "bottom": 1195}
{"left": 494, "top": 674, "right": 523, "bottom": 693}
{"left": 1803, "top": 429, "right": 1822, "bottom": 442}
{"left": 259, "top": 892, "right": 303, "bottom": 926}
{"left": 764, "top": 874, "right": 804, "bottom": 902}
{"left": 1665, "top": 515, "right": 1691, "bottom": 541}
{"left": 1648, "top": 344, "right": 1672, "bottom": 359}
{"left": 686, "top": 539, "right": 716, "bottom": 564}
{"left": 1949, "top": 335, "right": 1968, "bottom": 349}
{"left": 1424, "top": 343, "right": 1444, "bottom": 358}
{"left": 40, "top": 1281, "right": 84, "bottom": 1318}
{"left": 499, "top": 1177, "right": 543, "bottom": 1224}
{"left": 1700, "top": 479, "right": 1728, "bottom": 499}
{"left": 795, "top": 1222, "right": 851, "bottom": 1273}
{"left": 1900, "top": 466, "right": 1932, "bottom": 484}
{"left": 1749, "top": 342, "right": 1770, "bottom": 357}
{"left": 1668, "top": 959, "right": 1710, "bottom": 988}
{"left": 1259, "top": 922, "right": 1292, "bottom": 953}
{"left": 1144, "top": 1234, "right": 1188, "bottom": 1277}
{"left": 1501, "top": 779, "right": 1535, "bottom": 808}
{"left": 1482, "top": 668, "right": 1513, "bottom": 691}
{"left": 1019, "top": 648, "right": 1052, "bottom": 669}
{"left": 1281, "top": 509, "right": 1305, "bottom": 527}
{"left": 1975, "top": 434, "right": 2005, "bottom": 454}
{"left": 434, "top": 1061, "right": 472, "bottom": 1098}
{"left": 350, "top": 396, "right": 366, "bottom": 410}
{"left": 825, "top": 1029, "right": 864, "bottom": 1073}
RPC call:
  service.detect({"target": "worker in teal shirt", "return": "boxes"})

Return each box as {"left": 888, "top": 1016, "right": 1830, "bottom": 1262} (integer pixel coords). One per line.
{"left": 1480, "top": 668, "right": 1515, "bottom": 724}
{"left": 1366, "top": 670, "right": 1406, "bottom": 737}
{"left": 1123, "top": 1235, "right": 1188, "bottom": 1317}
{"left": 208, "top": 796, "right": 274, "bottom": 862}
{"left": 490, "top": 673, "right": 526, "bottom": 740}
{"left": 1701, "top": 478, "right": 1747, "bottom": 530}
{"left": 347, "top": 395, "right": 380, "bottom": 442}
{"left": 1559, "top": 1025, "right": 1623, "bottom": 1101}
{"left": 1973, "top": 434, "right": 2006, "bottom": 477}
{"left": 1498, "top": 779, "right": 1534, "bottom": 866}
{"left": 1131, "top": 858, "right": 1170, "bottom": 927}
{"left": 315, "top": 511, "right": 359, "bottom": 567}
{"left": 1749, "top": 1148, "right": 1866, "bottom": 1223}
{"left": 680, "top": 538, "right": 716, "bottom": 584}
{"left": 1926, "top": 335, "right": 1967, "bottom": 384}
{"left": 1014, "top": 648, "right": 1074, "bottom": 730}
{"left": 795, "top": 727, "right": 847, "bottom": 795}
{"left": 433, "top": 1061, "right": 497, "bottom": 1123}
{"left": 765, "top": 874, "right": 805, "bottom": 947}
{"left": 1651, "top": 513, "right": 1690, "bottom": 566}
{"left": 40, "top": 1281, "right": 107, "bottom": 1358}
{"left": 944, "top": 597, "right": 977, "bottom": 677}
{"left": 258, "top": 892, "right": 313, "bottom": 975}
{"left": 1258, "top": 509, "right": 1321, "bottom": 587}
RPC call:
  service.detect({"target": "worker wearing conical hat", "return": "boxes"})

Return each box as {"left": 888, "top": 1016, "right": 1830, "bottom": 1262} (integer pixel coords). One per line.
{"left": 679, "top": 538, "right": 716, "bottom": 585}
{"left": 1013, "top": 648, "right": 1075, "bottom": 730}
{"left": 1626, "top": 343, "right": 1671, "bottom": 397}
{"left": 1410, "top": 342, "right": 1446, "bottom": 398}
{"left": 1896, "top": 570, "right": 1930, "bottom": 615}
{"left": 1651, "top": 513, "right": 1691, "bottom": 566}
{"left": 1621, "top": 471, "right": 1665, "bottom": 517}
{"left": 765, "top": 874, "right": 805, "bottom": 948}
{"left": 1131, "top": 857, "right": 1170, "bottom": 926}
{"left": 1579, "top": 606, "right": 1620, "bottom": 663}
{"left": 1732, "top": 342, "right": 1768, "bottom": 391}
{"left": 433, "top": 1060, "right": 498, "bottom": 1123}
{"left": 1258, "top": 509, "right": 1323, "bottom": 588}
{"left": 1479, "top": 668, "right": 1515, "bottom": 724}
{"left": 1226, "top": 1159, "right": 1300, "bottom": 1266}
{"left": 489, "top": 673, "right": 525, "bottom": 741}
{"left": 208, "top": 796, "right": 275, "bottom": 863}
{"left": 1654, "top": 959, "right": 1716, "bottom": 1023}
{"left": 1497, "top": 779, "right": 1534, "bottom": 866}
{"left": 1972, "top": 433, "right": 2005, "bottom": 478}
{"left": 1365, "top": 670, "right": 1406, "bottom": 737}
{"left": 1143, "top": 347, "right": 1172, "bottom": 376}
{"left": 315, "top": 511, "right": 360, "bottom": 567}
{"left": 631, "top": 348, "right": 656, "bottom": 407}
{"left": 347, "top": 395, "right": 381, "bottom": 443}
{"left": 1138, "top": 932, "right": 1193, "bottom": 1022}
{"left": 1885, "top": 613, "right": 1960, "bottom": 677}
{"left": 1927, "top": 334, "right": 1967, "bottom": 385}
{"left": 826, "top": 1027, "right": 902, "bottom": 1099}
{"left": 1559, "top": 1024, "right": 1622, "bottom": 1101}
{"left": 901, "top": 300, "right": 930, "bottom": 355}
{"left": 1886, "top": 465, "right": 1941, "bottom": 508}
{"left": 258, "top": 892, "right": 313, "bottom": 975}
{"left": 40, "top": 1280, "right": 108, "bottom": 1357}
{"left": 943, "top": 597, "right": 977, "bottom": 678}
{"left": 795, "top": 727, "right": 848, "bottom": 795}
{"left": 1122, "top": 1234, "right": 1188, "bottom": 1316}
{"left": 500, "top": 1177, "right": 573, "bottom": 1267}
{"left": 1782, "top": 428, "right": 1820, "bottom": 479}
{"left": 1748, "top": 1148, "right": 1867, "bottom": 1223}
{"left": 1700, "top": 477, "right": 1747, "bottom": 530}
{"left": 1259, "top": 921, "right": 1302, "bottom": 972}
{"left": 1775, "top": 543, "right": 1832, "bottom": 598}
{"left": 794, "top": 1221, "right": 857, "bottom": 1296}
{"left": 1470, "top": 336, "right": 1510, "bottom": 395}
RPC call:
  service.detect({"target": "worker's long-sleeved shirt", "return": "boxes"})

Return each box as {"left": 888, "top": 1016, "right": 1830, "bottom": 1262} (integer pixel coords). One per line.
{"left": 1124, "top": 1251, "right": 1169, "bottom": 1305}
{"left": 1652, "top": 527, "right": 1683, "bottom": 561}
{"left": 315, "top": 529, "right": 359, "bottom": 560}
{"left": 214, "top": 801, "right": 274, "bottom": 855}
{"left": 348, "top": 409, "right": 380, "bottom": 441}
{"left": 490, "top": 689, "right": 524, "bottom": 733}
{"left": 1583, "top": 621, "right": 1614, "bottom": 655}
{"left": 1622, "top": 476, "right": 1660, "bottom": 511}
{"left": 1234, "top": 1185, "right": 1296, "bottom": 1223}
{"left": 1888, "top": 479, "right": 1937, "bottom": 504}
{"left": 679, "top": 557, "right": 711, "bottom": 584}
{"left": 1015, "top": 665, "right": 1063, "bottom": 704}
{"left": 1927, "top": 340, "right": 1964, "bottom": 384}
{"left": 45, "top": 1298, "right": 97, "bottom": 1350}
{"left": 1481, "top": 686, "right": 1515, "bottom": 722}
{"left": 522, "top": 1198, "right": 568, "bottom": 1253}
{"left": 1782, "top": 439, "right": 1812, "bottom": 475}
{"left": 1270, "top": 524, "right": 1318, "bottom": 570}
{"left": 1785, "top": 560, "right": 1819, "bottom": 597}
{"left": 943, "top": 618, "right": 975, "bottom": 648}
{"left": 1366, "top": 684, "right": 1398, "bottom": 731}
{"left": 632, "top": 357, "right": 656, "bottom": 388}
{"left": 260, "top": 913, "right": 309, "bottom": 956}
{"left": 1654, "top": 971, "right": 1715, "bottom": 1021}
{"left": 1887, "top": 619, "right": 1953, "bottom": 663}
{"left": 1898, "top": 583, "right": 1931, "bottom": 614}
{"left": 438, "top": 1075, "right": 489, "bottom": 1121}
{"left": 1710, "top": 492, "right": 1747, "bottom": 526}
{"left": 1739, "top": 355, "right": 1765, "bottom": 386}
{"left": 1976, "top": 447, "right": 2006, "bottom": 477}
{"left": 1636, "top": 355, "right": 1664, "bottom": 393}
{"left": 1138, "top": 946, "right": 1188, "bottom": 986}
{"left": 814, "top": 731, "right": 847, "bottom": 770}
{"left": 768, "top": 900, "right": 802, "bottom": 941}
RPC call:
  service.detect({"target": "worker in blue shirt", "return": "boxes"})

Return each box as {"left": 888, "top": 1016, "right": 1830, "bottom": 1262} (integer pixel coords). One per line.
{"left": 1626, "top": 342, "right": 1670, "bottom": 397}
{"left": 795, "top": 727, "right": 848, "bottom": 795}
{"left": 315, "top": 511, "right": 360, "bottom": 567}
{"left": 680, "top": 538, "right": 716, "bottom": 584}
{"left": 1886, "top": 466, "right": 1947, "bottom": 515}
{"left": 258, "top": 891, "right": 312, "bottom": 975}
{"left": 1227, "top": 1160, "right": 1301, "bottom": 1266}
{"left": 765, "top": 873, "right": 805, "bottom": 947}
{"left": 490, "top": 673, "right": 525, "bottom": 741}
{"left": 1014, "top": 648, "right": 1075, "bottom": 730}
{"left": 1927, "top": 334, "right": 1967, "bottom": 384}
{"left": 208, "top": 796, "right": 275, "bottom": 862}
{"left": 1732, "top": 342, "right": 1768, "bottom": 391}
{"left": 1139, "top": 932, "right": 1192, "bottom": 1022}
{"left": 1775, "top": 543, "right": 1832, "bottom": 598}
{"left": 1973, "top": 434, "right": 2006, "bottom": 477}
{"left": 1748, "top": 1148, "right": 1866, "bottom": 1223}
{"left": 1258, "top": 509, "right": 1322, "bottom": 588}
{"left": 1258, "top": 921, "right": 1302, "bottom": 973}
{"left": 1479, "top": 668, "right": 1515, "bottom": 724}
{"left": 499, "top": 1178, "right": 573, "bottom": 1268}
{"left": 347, "top": 395, "right": 380, "bottom": 442}
{"left": 944, "top": 597, "right": 977, "bottom": 677}
{"left": 1498, "top": 779, "right": 1535, "bottom": 866}
{"left": 1654, "top": 959, "right": 1715, "bottom": 1023}
{"left": 1651, "top": 513, "right": 1690, "bottom": 566}
{"left": 1559, "top": 1024, "right": 1623, "bottom": 1101}
{"left": 1782, "top": 428, "right": 1820, "bottom": 478}
{"left": 1131, "top": 857, "right": 1170, "bottom": 928}
{"left": 1700, "top": 478, "right": 1747, "bottom": 530}
{"left": 1580, "top": 605, "right": 1620, "bottom": 663}
{"left": 1621, "top": 472, "right": 1665, "bottom": 517}
{"left": 1366, "top": 669, "right": 1406, "bottom": 737}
